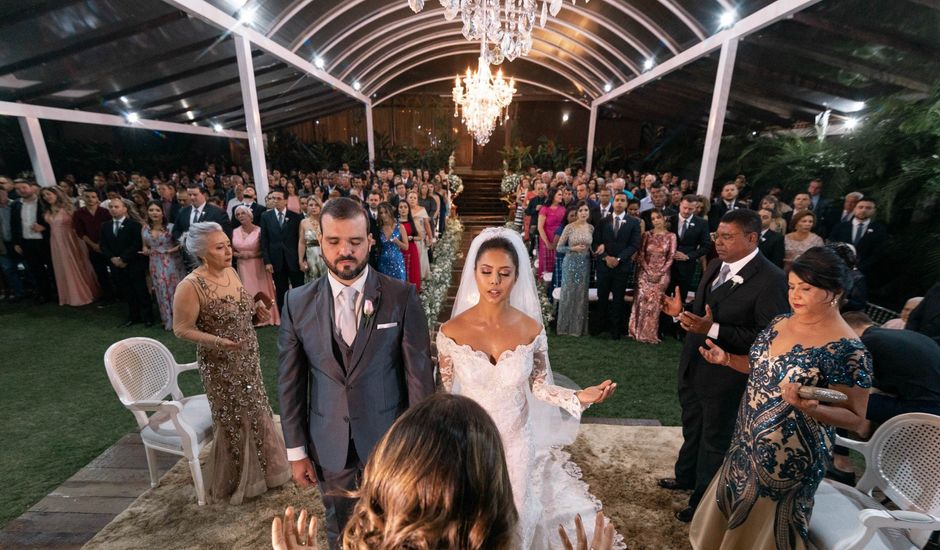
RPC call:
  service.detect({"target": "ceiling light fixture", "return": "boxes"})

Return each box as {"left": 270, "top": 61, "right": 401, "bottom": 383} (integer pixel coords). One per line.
{"left": 314, "top": 56, "right": 325, "bottom": 69}
{"left": 213, "top": 123, "right": 224, "bottom": 132}
{"left": 410, "top": 0, "right": 586, "bottom": 64}
{"left": 643, "top": 58, "right": 655, "bottom": 71}
{"left": 845, "top": 117, "right": 859, "bottom": 130}
{"left": 603, "top": 83, "right": 612, "bottom": 93}
{"left": 125, "top": 112, "right": 139, "bottom": 124}
{"left": 719, "top": 10, "right": 736, "bottom": 29}
{"left": 353, "top": 81, "right": 362, "bottom": 91}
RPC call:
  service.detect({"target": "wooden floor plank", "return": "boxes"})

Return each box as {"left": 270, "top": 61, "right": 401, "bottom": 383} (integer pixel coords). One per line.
{"left": 50, "top": 480, "right": 152, "bottom": 499}
{"left": 3, "top": 511, "right": 114, "bottom": 534}
{"left": 29, "top": 495, "right": 136, "bottom": 516}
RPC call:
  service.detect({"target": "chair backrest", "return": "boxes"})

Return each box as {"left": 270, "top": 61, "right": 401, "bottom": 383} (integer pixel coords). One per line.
{"left": 865, "top": 302, "right": 900, "bottom": 325}
{"left": 859, "top": 413, "right": 940, "bottom": 522}
{"left": 104, "top": 338, "right": 182, "bottom": 428}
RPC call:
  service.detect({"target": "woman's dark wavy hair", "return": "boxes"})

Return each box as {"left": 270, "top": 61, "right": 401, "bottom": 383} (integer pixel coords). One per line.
{"left": 790, "top": 246, "right": 848, "bottom": 300}
{"left": 342, "top": 394, "right": 517, "bottom": 550}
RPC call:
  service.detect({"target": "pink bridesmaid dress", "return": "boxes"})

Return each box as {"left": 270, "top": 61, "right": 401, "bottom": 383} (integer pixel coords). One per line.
{"left": 46, "top": 209, "right": 101, "bottom": 306}
{"left": 232, "top": 226, "right": 280, "bottom": 326}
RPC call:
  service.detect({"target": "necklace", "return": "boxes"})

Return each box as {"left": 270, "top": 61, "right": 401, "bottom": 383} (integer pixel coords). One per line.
{"left": 198, "top": 268, "right": 232, "bottom": 288}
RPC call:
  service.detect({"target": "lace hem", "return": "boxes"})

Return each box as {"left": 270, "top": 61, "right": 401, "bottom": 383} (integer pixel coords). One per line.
{"left": 550, "top": 447, "right": 627, "bottom": 550}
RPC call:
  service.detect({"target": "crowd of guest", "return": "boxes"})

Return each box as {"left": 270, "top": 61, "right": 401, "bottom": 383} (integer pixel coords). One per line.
{"left": 507, "top": 168, "right": 914, "bottom": 347}
{"left": 0, "top": 165, "right": 453, "bottom": 327}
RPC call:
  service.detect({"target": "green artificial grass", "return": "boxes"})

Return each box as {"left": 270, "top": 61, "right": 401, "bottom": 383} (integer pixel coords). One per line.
{"left": 0, "top": 300, "right": 682, "bottom": 528}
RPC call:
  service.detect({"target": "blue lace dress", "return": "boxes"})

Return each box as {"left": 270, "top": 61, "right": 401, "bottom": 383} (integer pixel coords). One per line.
{"left": 690, "top": 314, "right": 872, "bottom": 550}
{"left": 377, "top": 224, "right": 406, "bottom": 281}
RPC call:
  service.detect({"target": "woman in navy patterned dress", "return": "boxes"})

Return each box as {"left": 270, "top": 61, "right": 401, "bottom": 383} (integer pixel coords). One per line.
{"left": 690, "top": 247, "right": 872, "bottom": 550}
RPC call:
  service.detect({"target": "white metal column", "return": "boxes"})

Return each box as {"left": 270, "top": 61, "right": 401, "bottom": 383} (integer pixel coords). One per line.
{"left": 696, "top": 37, "right": 739, "bottom": 199}
{"left": 365, "top": 102, "right": 376, "bottom": 169}
{"left": 584, "top": 104, "right": 598, "bottom": 176}
{"left": 18, "top": 117, "right": 56, "bottom": 187}
{"left": 234, "top": 34, "right": 270, "bottom": 200}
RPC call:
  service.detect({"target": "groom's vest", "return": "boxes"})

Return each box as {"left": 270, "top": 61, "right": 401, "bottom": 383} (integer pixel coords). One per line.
{"left": 330, "top": 317, "right": 356, "bottom": 373}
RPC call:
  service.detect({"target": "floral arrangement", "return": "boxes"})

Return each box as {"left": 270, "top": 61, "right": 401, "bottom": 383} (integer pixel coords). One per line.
{"left": 446, "top": 172, "right": 464, "bottom": 197}
{"left": 531, "top": 255, "right": 555, "bottom": 324}
{"left": 500, "top": 173, "right": 522, "bottom": 196}
{"left": 420, "top": 217, "right": 464, "bottom": 325}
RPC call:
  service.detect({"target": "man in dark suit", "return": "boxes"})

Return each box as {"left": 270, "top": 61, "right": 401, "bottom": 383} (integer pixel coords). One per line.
{"left": 668, "top": 195, "right": 711, "bottom": 303}
{"left": 807, "top": 179, "right": 833, "bottom": 236}
{"left": 709, "top": 181, "right": 748, "bottom": 232}
{"left": 10, "top": 179, "right": 53, "bottom": 303}
{"left": 591, "top": 192, "right": 642, "bottom": 339}
{"left": 659, "top": 209, "right": 788, "bottom": 521}
{"left": 757, "top": 207, "right": 785, "bottom": 268}
{"left": 278, "top": 198, "right": 435, "bottom": 548}
{"left": 230, "top": 185, "right": 264, "bottom": 226}
{"left": 155, "top": 181, "right": 181, "bottom": 225}
{"left": 365, "top": 190, "right": 382, "bottom": 269}
{"left": 100, "top": 198, "right": 153, "bottom": 327}
{"left": 261, "top": 187, "right": 305, "bottom": 311}
{"left": 830, "top": 311, "right": 940, "bottom": 479}
{"left": 827, "top": 197, "right": 888, "bottom": 277}
{"left": 172, "top": 183, "right": 231, "bottom": 241}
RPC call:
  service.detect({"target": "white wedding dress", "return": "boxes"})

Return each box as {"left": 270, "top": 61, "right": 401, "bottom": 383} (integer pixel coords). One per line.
{"left": 437, "top": 329, "right": 624, "bottom": 549}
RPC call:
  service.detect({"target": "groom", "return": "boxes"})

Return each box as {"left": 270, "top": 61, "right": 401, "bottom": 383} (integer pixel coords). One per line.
{"left": 277, "top": 197, "right": 435, "bottom": 548}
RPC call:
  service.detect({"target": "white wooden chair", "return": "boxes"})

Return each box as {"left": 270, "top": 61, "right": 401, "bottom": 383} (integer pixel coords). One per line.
{"left": 809, "top": 413, "right": 940, "bottom": 550}
{"left": 104, "top": 337, "right": 213, "bottom": 505}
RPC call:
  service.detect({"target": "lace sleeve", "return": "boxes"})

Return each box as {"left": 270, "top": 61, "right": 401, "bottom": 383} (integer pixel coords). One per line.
{"left": 438, "top": 352, "right": 455, "bottom": 392}
{"left": 530, "top": 336, "right": 584, "bottom": 418}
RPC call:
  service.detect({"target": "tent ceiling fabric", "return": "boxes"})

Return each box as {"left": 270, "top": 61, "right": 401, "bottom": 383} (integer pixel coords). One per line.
{"left": 0, "top": 0, "right": 937, "bottom": 132}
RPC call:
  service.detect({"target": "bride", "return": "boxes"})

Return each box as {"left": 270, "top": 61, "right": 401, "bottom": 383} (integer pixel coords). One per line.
{"left": 436, "top": 227, "right": 622, "bottom": 548}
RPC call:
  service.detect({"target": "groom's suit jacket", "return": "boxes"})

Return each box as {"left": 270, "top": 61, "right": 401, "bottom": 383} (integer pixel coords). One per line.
{"left": 277, "top": 268, "right": 435, "bottom": 472}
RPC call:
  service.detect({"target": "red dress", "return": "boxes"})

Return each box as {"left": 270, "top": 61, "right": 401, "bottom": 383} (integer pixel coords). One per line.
{"left": 400, "top": 221, "right": 421, "bottom": 292}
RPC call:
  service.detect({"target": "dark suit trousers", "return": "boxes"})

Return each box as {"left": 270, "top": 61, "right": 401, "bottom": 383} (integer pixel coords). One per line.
{"left": 675, "top": 362, "right": 746, "bottom": 509}
{"left": 670, "top": 260, "right": 697, "bottom": 303}
{"left": 89, "top": 250, "right": 115, "bottom": 298}
{"left": 113, "top": 266, "right": 152, "bottom": 322}
{"left": 315, "top": 437, "right": 363, "bottom": 549}
{"left": 20, "top": 238, "right": 53, "bottom": 299}
{"left": 595, "top": 264, "right": 629, "bottom": 336}
{"left": 272, "top": 259, "right": 305, "bottom": 311}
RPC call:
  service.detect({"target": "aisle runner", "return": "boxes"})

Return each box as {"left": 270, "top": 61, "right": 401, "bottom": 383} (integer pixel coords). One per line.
{"left": 82, "top": 425, "right": 689, "bottom": 549}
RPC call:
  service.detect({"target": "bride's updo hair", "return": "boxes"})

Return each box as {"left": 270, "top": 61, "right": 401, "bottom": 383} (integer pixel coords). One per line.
{"left": 474, "top": 236, "right": 519, "bottom": 274}
{"left": 342, "top": 393, "right": 517, "bottom": 550}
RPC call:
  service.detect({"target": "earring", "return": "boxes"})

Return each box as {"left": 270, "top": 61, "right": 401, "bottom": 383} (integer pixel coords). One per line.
{"left": 830, "top": 298, "right": 839, "bottom": 307}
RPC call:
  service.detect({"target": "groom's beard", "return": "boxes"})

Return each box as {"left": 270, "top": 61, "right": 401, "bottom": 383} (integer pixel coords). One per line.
{"left": 324, "top": 254, "right": 369, "bottom": 281}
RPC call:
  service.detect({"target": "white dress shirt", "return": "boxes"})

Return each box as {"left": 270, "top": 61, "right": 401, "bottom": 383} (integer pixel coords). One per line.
{"left": 286, "top": 265, "right": 370, "bottom": 462}
{"left": 852, "top": 217, "right": 869, "bottom": 241}
{"left": 20, "top": 199, "right": 41, "bottom": 240}
{"left": 705, "top": 247, "right": 760, "bottom": 340}
{"left": 677, "top": 214, "right": 692, "bottom": 239}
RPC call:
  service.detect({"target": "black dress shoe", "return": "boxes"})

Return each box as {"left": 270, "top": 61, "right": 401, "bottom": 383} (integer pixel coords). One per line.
{"left": 658, "top": 478, "right": 693, "bottom": 491}
{"left": 675, "top": 506, "right": 695, "bottom": 523}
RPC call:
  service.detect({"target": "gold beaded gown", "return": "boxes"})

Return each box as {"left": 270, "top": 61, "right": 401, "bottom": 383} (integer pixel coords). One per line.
{"left": 192, "top": 274, "right": 290, "bottom": 504}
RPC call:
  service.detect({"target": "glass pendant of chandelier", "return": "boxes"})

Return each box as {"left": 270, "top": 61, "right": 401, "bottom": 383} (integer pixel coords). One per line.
{"left": 452, "top": 39, "right": 516, "bottom": 146}
{"left": 408, "top": 0, "right": 581, "bottom": 64}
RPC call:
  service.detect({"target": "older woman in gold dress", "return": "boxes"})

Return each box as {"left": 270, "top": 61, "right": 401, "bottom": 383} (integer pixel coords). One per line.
{"left": 173, "top": 222, "right": 290, "bottom": 504}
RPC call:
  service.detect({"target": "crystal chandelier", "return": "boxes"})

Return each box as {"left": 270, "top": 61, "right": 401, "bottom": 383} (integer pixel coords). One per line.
{"left": 452, "top": 41, "right": 516, "bottom": 146}
{"left": 409, "top": 0, "right": 581, "bottom": 64}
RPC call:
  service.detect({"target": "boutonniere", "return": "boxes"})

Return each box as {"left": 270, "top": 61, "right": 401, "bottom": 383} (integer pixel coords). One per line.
{"left": 730, "top": 275, "right": 744, "bottom": 288}
{"left": 866, "top": 228, "right": 874, "bottom": 234}
{"left": 363, "top": 299, "right": 375, "bottom": 319}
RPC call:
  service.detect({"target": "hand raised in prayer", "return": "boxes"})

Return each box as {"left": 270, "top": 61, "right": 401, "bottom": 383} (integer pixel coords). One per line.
{"left": 558, "top": 511, "right": 616, "bottom": 550}
{"left": 660, "top": 286, "right": 683, "bottom": 317}
{"left": 679, "top": 305, "right": 713, "bottom": 335}
{"left": 698, "top": 339, "right": 729, "bottom": 366}
{"left": 271, "top": 506, "right": 319, "bottom": 550}
{"left": 577, "top": 380, "right": 616, "bottom": 406}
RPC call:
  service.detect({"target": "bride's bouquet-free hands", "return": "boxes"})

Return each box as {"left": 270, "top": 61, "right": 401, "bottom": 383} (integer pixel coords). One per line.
{"left": 576, "top": 379, "right": 617, "bottom": 406}
{"left": 558, "top": 511, "right": 616, "bottom": 550}
{"left": 272, "top": 506, "right": 319, "bottom": 550}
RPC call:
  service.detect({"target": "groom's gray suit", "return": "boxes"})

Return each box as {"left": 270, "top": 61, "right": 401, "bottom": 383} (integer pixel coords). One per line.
{"left": 277, "top": 267, "right": 435, "bottom": 547}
